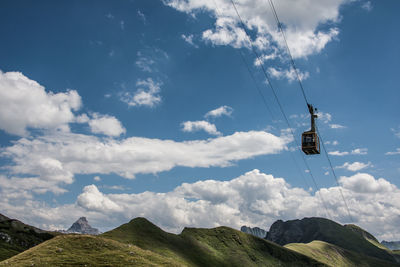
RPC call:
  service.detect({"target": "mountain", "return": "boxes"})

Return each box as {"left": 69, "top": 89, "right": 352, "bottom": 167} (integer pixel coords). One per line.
{"left": 0, "top": 213, "right": 58, "bottom": 261}
{"left": 286, "top": 240, "right": 399, "bottom": 267}
{"left": 65, "top": 217, "right": 99, "bottom": 235}
{"left": 100, "top": 217, "right": 325, "bottom": 266}
{"left": 240, "top": 225, "right": 267, "bottom": 239}
{"left": 382, "top": 241, "right": 400, "bottom": 250}
{"left": 0, "top": 234, "right": 180, "bottom": 266}
{"left": 265, "top": 217, "right": 399, "bottom": 264}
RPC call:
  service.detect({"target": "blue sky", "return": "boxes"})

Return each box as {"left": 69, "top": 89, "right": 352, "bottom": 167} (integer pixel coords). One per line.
{"left": 0, "top": 0, "right": 399, "bottom": 240}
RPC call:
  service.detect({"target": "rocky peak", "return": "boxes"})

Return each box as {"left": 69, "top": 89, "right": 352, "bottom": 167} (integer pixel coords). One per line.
{"left": 67, "top": 217, "right": 99, "bottom": 235}
{"left": 240, "top": 226, "right": 267, "bottom": 239}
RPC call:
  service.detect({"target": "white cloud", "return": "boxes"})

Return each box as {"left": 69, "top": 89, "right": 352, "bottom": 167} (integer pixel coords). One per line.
{"left": 330, "top": 123, "right": 346, "bottom": 129}
{"left": 351, "top": 148, "right": 368, "bottom": 155}
{"left": 385, "top": 148, "right": 400, "bottom": 156}
{"left": 204, "top": 105, "right": 233, "bottom": 118}
{"left": 163, "top": 0, "right": 346, "bottom": 59}
{"left": 135, "top": 52, "right": 155, "bottom": 72}
{"left": 181, "top": 120, "right": 221, "bottom": 136}
{"left": 339, "top": 173, "right": 394, "bottom": 194}
{"left": 0, "top": 71, "right": 81, "bottom": 136}
{"left": 76, "top": 114, "right": 90, "bottom": 123}
{"left": 268, "top": 67, "right": 309, "bottom": 82}
{"left": 77, "top": 185, "right": 122, "bottom": 212}
{"left": 94, "top": 176, "right": 101, "bottom": 182}
{"left": 329, "top": 148, "right": 368, "bottom": 156}
{"left": 2, "top": 130, "right": 290, "bottom": 181}
{"left": 181, "top": 34, "right": 198, "bottom": 48}
{"left": 0, "top": 175, "right": 68, "bottom": 198}
{"left": 88, "top": 113, "right": 126, "bottom": 137}
{"left": 4, "top": 170, "right": 400, "bottom": 241}
{"left": 337, "top": 161, "right": 372, "bottom": 172}
{"left": 361, "top": 1, "right": 372, "bottom": 12}
{"left": 316, "top": 112, "right": 332, "bottom": 124}
{"left": 121, "top": 78, "right": 162, "bottom": 107}
{"left": 254, "top": 52, "right": 277, "bottom": 66}
{"left": 325, "top": 140, "right": 339, "bottom": 146}
{"left": 328, "top": 150, "right": 349, "bottom": 156}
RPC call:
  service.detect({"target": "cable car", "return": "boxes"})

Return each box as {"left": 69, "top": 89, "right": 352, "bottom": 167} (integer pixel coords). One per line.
{"left": 302, "top": 104, "right": 320, "bottom": 155}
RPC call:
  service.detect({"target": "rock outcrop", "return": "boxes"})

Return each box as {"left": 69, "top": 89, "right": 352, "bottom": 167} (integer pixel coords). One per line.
{"left": 240, "top": 226, "right": 267, "bottom": 239}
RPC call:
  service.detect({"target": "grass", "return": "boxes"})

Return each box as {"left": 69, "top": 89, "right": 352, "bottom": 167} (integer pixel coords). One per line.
{"left": 285, "top": 240, "right": 399, "bottom": 267}
{"left": 0, "top": 214, "right": 58, "bottom": 261}
{"left": 101, "top": 217, "right": 326, "bottom": 266}
{"left": 0, "top": 234, "right": 182, "bottom": 267}
{"left": 268, "top": 217, "right": 398, "bottom": 263}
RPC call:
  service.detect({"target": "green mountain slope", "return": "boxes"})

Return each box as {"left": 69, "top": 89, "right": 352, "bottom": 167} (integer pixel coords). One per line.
{"left": 266, "top": 217, "right": 398, "bottom": 264}
{"left": 0, "top": 214, "right": 58, "bottom": 261}
{"left": 101, "top": 217, "right": 326, "bottom": 266}
{"left": 0, "top": 234, "right": 181, "bottom": 266}
{"left": 285, "top": 240, "right": 399, "bottom": 267}
{"left": 344, "top": 224, "right": 389, "bottom": 251}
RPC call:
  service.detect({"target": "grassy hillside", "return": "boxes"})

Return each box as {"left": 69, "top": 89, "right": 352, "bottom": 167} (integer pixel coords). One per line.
{"left": 285, "top": 240, "right": 399, "bottom": 267}
{"left": 266, "top": 217, "right": 398, "bottom": 263}
{"left": 344, "top": 224, "right": 389, "bottom": 251}
{"left": 0, "top": 214, "right": 58, "bottom": 261}
{"left": 0, "top": 234, "right": 182, "bottom": 266}
{"left": 101, "top": 217, "right": 326, "bottom": 266}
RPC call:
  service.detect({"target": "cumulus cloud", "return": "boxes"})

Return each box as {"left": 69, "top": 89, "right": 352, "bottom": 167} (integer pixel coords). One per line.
{"left": 204, "top": 105, "right": 233, "bottom": 118}
{"left": 3, "top": 170, "right": 400, "bottom": 241}
{"left": 339, "top": 173, "right": 394, "bottom": 194}
{"left": 385, "top": 148, "right": 400, "bottom": 156}
{"left": 2, "top": 130, "right": 290, "bottom": 181}
{"left": 88, "top": 113, "right": 126, "bottom": 137}
{"left": 337, "top": 161, "right": 372, "bottom": 172}
{"left": 181, "top": 120, "right": 221, "bottom": 136}
{"left": 0, "top": 71, "right": 81, "bottom": 136}
{"left": 77, "top": 184, "right": 122, "bottom": 212}
{"left": 121, "top": 78, "right": 162, "bottom": 107}
{"left": 163, "top": 0, "right": 346, "bottom": 59}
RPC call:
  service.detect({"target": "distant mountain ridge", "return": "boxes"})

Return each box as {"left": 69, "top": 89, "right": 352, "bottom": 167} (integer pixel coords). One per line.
{"left": 240, "top": 225, "right": 267, "bottom": 239}
{"left": 2, "top": 217, "right": 324, "bottom": 266}
{"left": 265, "top": 217, "right": 399, "bottom": 264}
{"left": 382, "top": 241, "right": 400, "bottom": 250}
{"left": 1, "top": 215, "right": 400, "bottom": 266}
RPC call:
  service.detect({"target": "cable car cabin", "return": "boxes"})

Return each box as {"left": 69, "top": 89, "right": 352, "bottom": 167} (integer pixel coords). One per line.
{"left": 301, "top": 103, "right": 320, "bottom": 155}
{"left": 302, "top": 131, "right": 320, "bottom": 155}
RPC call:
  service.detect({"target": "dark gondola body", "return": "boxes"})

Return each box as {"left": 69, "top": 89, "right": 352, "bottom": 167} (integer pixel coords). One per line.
{"left": 301, "top": 104, "right": 320, "bottom": 155}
